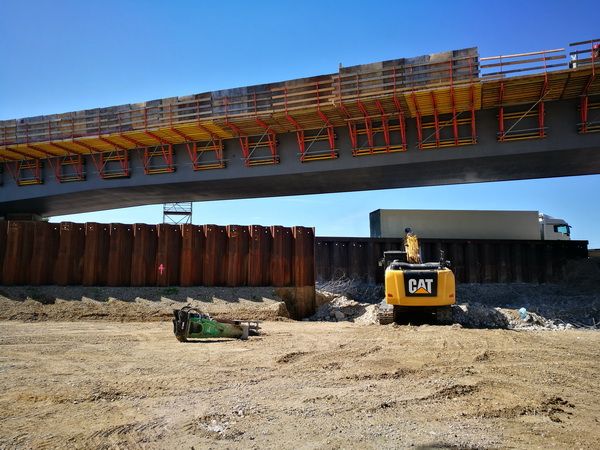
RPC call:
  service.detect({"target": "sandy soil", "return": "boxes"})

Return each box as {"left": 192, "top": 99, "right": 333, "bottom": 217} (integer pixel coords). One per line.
{"left": 0, "top": 286, "right": 291, "bottom": 322}
{"left": 1, "top": 320, "right": 598, "bottom": 449}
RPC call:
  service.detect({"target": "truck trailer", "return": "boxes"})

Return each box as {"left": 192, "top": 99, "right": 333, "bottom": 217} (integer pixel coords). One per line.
{"left": 370, "top": 210, "right": 571, "bottom": 241}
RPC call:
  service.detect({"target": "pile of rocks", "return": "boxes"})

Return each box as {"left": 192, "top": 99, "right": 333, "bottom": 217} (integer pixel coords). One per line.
{"left": 314, "top": 280, "right": 599, "bottom": 330}
{"left": 452, "top": 303, "right": 576, "bottom": 330}
{"left": 456, "top": 282, "right": 599, "bottom": 329}
{"left": 311, "top": 295, "right": 379, "bottom": 325}
{"left": 313, "top": 291, "right": 584, "bottom": 330}
{"left": 316, "top": 278, "right": 383, "bottom": 304}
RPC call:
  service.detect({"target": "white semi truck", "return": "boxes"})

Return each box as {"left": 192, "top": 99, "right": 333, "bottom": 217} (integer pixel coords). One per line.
{"left": 370, "top": 210, "right": 571, "bottom": 241}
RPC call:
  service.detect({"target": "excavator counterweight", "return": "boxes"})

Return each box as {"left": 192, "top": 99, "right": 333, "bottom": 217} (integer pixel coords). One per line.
{"left": 378, "top": 229, "right": 456, "bottom": 325}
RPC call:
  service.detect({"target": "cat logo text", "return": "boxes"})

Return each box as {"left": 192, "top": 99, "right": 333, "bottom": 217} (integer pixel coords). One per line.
{"left": 403, "top": 272, "right": 438, "bottom": 297}
{"left": 408, "top": 278, "right": 433, "bottom": 295}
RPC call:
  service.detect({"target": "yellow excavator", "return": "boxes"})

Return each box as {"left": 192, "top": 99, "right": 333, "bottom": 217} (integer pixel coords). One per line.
{"left": 378, "top": 228, "right": 456, "bottom": 324}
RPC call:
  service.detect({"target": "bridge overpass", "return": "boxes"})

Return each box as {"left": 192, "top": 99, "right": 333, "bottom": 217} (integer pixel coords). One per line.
{"left": 1, "top": 40, "right": 600, "bottom": 216}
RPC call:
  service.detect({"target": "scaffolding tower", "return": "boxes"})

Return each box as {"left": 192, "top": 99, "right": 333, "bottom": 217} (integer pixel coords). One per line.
{"left": 163, "top": 202, "right": 192, "bottom": 225}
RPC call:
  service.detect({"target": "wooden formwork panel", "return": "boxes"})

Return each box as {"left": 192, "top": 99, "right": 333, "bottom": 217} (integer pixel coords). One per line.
{"left": 248, "top": 225, "right": 272, "bottom": 286}
{"left": 156, "top": 224, "right": 181, "bottom": 287}
{"left": 82, "top": 222, "right": 110, "bottom": 286}
{"left": 106, "top": 224, "right": 133, "bottom": 286}
{"left": 180, "top": 224, "right": 204, "bottom": 287}
{"left": 270, "top": 226, "right": 293, "bottom": 287}
{"left": 2, "top": 221, "right": 35, "bottom": 285}
{"left": 226, "top": 225, "right": 249, "bottom": 287}
{"left": 54, "top": 222, "right": 85, "bottom": 285}
{"left": 130, "top": 223, "right": 157, "bottom": 286}
{"left": 203, "top": 225, "right": 227, "bottom": 287}
{"left": 404, "top": 83, "right": 482, "bottom": 118}
{"left": 29, "top": 222, "right": 60, "bottom": 285}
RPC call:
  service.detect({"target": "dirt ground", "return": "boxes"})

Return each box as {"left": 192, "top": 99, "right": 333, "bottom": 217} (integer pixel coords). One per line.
{"left": 0, "top": 286, "right": 292, "bottom": 322}
{"left": 1, "top": 320, "right": 599, "bottom": 449}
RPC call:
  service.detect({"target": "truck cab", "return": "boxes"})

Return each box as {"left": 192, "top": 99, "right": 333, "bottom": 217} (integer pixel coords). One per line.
{"left": 539, "top": 214, "right": 571, "bottom": 240}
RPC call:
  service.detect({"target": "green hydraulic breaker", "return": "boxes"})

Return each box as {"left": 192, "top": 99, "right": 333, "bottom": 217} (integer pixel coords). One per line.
{"left": 172, "top": 306, "right": 260, "bottom": 342}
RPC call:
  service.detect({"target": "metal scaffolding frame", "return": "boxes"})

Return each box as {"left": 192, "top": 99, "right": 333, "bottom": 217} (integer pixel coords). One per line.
{"left": 163, "top": 202, "right": 193, "bottom": 225}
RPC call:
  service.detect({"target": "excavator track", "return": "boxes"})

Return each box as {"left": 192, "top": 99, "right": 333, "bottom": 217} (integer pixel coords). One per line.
{"left": 377, "top": 304, "right": 455, "bottom": 325}
{"left": 435, "top": 306, "right": 454, "bottom": 325}
{"left": 377, "top": 301, "right": 395, "bottom": 325}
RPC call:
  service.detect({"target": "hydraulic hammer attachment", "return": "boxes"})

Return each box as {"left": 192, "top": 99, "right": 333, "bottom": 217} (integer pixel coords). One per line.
{"left": 173, "top": 306, "right": 260, "bottom": 342}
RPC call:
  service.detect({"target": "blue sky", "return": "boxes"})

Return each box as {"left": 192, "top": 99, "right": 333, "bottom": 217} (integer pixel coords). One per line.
{"left": 1, "top": 1, "right": 599, "bottom": 247}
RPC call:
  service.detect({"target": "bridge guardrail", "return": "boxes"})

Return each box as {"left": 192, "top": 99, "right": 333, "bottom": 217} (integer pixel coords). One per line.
{"left": 480, "top": 48, "right": 567, "bottom": 79}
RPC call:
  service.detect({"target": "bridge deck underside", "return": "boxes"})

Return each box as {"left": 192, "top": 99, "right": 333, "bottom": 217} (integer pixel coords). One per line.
{"left": 2, "top": 142, "right": 599, "bottom": 216}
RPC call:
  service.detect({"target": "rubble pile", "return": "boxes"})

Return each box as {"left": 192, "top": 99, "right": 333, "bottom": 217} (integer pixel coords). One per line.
{"left": 316, "top": 278, "right": 383, "bottom": 304}
{"left": 453, "top": 303, "right": 577, "bottom": 331}
{"left": 314, "top": 278, "right": 600, "bottom": 331}
{"left": 456, "top": 282, "right": 599, "bottom": 329}
{"left": 311, "top": 295, "right": 379, "bottom": 325}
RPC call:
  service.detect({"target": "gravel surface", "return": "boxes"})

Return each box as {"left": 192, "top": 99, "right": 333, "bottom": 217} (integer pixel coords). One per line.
{"left": 0, "top": 286, "right": 291, "bottom": 322}
{"left": 0, "top": 320, "right": 598, "bottom": 449}
{"left": 0, "top": 276, "right": 598, "bottom": 448}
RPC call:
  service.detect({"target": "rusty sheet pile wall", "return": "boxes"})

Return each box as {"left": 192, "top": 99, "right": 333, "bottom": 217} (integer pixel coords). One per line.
{"left": 316, "top": 237, "right": 588, "bottom": 284}
{"left": 0, "top": 221, "right": 315, "bottom": 289}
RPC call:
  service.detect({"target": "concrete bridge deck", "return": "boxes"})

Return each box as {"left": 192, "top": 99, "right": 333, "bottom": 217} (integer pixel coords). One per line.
{"left": 1, "top": 39, "right": 600, "bottom": 216}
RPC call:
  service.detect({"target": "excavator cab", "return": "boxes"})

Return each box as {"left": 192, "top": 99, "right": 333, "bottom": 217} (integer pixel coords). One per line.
{"left": 378, "top": 230, "right": 456, "bottom": 324}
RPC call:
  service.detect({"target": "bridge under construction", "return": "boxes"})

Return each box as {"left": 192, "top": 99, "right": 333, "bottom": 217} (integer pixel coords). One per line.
{"left": 1, "top": 38, "right": 600, "bottom": 216}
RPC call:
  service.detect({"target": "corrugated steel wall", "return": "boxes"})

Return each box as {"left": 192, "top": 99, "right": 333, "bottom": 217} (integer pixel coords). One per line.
{"left": 0, "top": 221, "right": 315, "bottom": 288}
{"left": 54, "top": 222, "right": 86, "bottom": 285}
{"left": 248, "top": 225, "right": 272, "bottom": 286}
{"left": 82, "top": 222, "right": 110, "bottom": 286}
{"left": 131, "top": 223, "right": 157, "bottom": 286}
{"left": 180, "top": 224, "right": 203, "bottom": 287}
{"left": 316, "top": 237, "right": 589, "bottom": 284}
{"left": 30, "top": 222, "right": 60, "bottom": 285}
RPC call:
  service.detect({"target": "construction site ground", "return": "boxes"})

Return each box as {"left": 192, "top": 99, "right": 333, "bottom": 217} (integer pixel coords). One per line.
{"left": 1, "top": 291, "right": 599, "bottom": 449}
